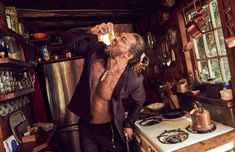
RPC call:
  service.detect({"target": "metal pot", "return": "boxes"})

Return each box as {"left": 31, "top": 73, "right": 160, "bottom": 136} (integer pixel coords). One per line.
{"left": 190, "top": 101, "right": 213, "bottom": 132}
{"left": 176, "top": 79, "right": 188, "bottom": 93}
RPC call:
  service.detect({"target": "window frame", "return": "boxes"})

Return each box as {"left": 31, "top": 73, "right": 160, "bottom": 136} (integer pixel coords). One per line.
{"left": 177, "top": 0, "right": 235, "bottom": 97}
{"left": 185, "top": 0, "right": 230, "bottom": 82}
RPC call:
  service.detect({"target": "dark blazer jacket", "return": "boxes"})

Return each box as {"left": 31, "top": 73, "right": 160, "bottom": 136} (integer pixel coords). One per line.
{"left": 65, "top": 31, "right": 146, "bottom": 141}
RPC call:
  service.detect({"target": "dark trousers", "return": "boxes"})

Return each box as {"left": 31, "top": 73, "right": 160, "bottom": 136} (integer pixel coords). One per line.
{"left": 78, "top": 119, "right": 127, "bottom": 152}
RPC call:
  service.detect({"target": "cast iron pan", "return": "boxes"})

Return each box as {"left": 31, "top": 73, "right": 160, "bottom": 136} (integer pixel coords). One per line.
{"left": 162, "top": 109, "right": 185, "bottom": 119}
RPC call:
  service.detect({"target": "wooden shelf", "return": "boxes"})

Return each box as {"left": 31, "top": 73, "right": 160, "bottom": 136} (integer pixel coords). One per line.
{"left": 37, "top": 56, "right": 83, "bottom": 65}
{"left": 29, "top": 38, "right": 49, "bottom": 43}
{"left": 0, "top": 58, "right": 32, "bottom": 68}
{"left": 0, "top": 88, "right": 34, "bottom": 102}
{"left": 0, "top": 24, "right": 25, "bottom": 41}
{"left": 19, "top": 125, "right": 57, "bottom": 152}
{"left": 0, "top": 23, "right": 34, "bottom": 47}
{"left": 48, "top": 43, "right": 64, "bottom": 51}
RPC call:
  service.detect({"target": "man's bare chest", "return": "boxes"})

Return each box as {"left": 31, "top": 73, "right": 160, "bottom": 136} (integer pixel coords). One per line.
{"left": 90, "top": 60, "right": 122, "bottom": 100}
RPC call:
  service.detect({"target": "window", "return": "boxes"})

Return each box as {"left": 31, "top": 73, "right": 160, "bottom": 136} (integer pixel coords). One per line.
{"left": 185, "top": 0, "right": 231, "bottom": 82}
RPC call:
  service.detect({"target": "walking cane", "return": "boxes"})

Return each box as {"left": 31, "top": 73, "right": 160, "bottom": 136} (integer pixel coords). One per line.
{"left": 125, "top": 136, "right": 130, "bottom": 152}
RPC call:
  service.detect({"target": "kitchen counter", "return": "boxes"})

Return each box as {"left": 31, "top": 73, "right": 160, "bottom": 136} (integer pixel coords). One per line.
{"left": 176, "top": 130, "right": 235, "bottom": 152}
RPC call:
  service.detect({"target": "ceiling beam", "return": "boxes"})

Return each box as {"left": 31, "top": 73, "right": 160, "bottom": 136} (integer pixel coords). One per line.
{"left": 22, "top": 17, "right": 137, "bottom": 27}
{"left": 17, "top": 9, "right": 145, "bottom": 18}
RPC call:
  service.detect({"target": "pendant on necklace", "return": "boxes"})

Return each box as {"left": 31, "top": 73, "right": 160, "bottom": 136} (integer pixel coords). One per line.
{"left": 100, "top": 70, "right": 108, "bottom": 82}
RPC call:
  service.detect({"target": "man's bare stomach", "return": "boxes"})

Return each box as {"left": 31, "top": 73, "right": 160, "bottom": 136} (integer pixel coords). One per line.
{"left": 90, "top": 93, "right": 112, "bottom": 124}
{"left": 89, "top": 59, "right": 123, "bottom": 124}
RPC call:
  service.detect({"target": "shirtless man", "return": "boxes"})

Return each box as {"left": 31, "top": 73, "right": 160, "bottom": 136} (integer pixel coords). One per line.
{"left": 67, "top": 22, "right": 146, "bottom": 152}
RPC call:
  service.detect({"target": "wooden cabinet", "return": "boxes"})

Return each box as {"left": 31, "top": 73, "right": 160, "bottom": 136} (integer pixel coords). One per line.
{"left": 0, "top": 59, "right": 34, "bottom": 152}
{"left": 136, "top": 133, "right": 159, "bottom": 152}
{"left": 0, "top": 7, "right": 56, "bottom": 151}
{"left": 0, "top": 9, "right": 35, "bottom": 151}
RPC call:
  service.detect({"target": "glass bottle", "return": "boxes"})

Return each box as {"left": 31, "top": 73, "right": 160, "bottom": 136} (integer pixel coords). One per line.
{"left": 2, "top": 36, "right": 22, "bottom": 60}
{"left": 0, "top": 40, "right": 8, "bottom": 58}
{"left": 41, "top": 45, "right": 50, "bottom": 61}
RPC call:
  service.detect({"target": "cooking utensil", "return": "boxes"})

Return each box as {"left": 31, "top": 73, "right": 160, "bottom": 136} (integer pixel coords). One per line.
{"left": 190, "top": 101, "right": 213, "bottom": 132}
{"left": 184, "top": 0, "right": 209, "bottom": 39}
{"left": 162, "top": 109, "right": 185, "bottom": 119}
{"left": 147, "top": 31, "right": 156, "bottom": 49}
{"left": 158, "top": 9, "right": 170, "bottom": 25}
{"left": 225, "top": 19, "right": 235, "bottom": 48}
{"left": 176, "top": 79, "right": 188, "bottom": 93}
{"left": 183, "top": 7, "right": 202, "bottom": 39}
{"left": 167, "top": 29, "right": 177, "bottom": 45}
{"left": 161, "top": 0, "right": 175, "bottom": 7}
{"left": 146, "top": 102, "right": 165, "bottom": 111}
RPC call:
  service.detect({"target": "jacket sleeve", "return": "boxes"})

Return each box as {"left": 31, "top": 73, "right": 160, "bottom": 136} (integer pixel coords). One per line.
{"left": 124, "top": 75, "right": 146, "bottom": 128}
{"left": 60, "top": 28, "right": 100, "bottom": 56}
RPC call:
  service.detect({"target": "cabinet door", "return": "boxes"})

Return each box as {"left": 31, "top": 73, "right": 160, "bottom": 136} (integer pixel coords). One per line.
{"left": 137, "top": 133, "right": 158, "bottom": 152}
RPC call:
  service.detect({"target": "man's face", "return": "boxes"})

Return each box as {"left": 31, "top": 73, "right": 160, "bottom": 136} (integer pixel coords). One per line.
{"left": 105, "top": 33, "right": 136, "bottom": 58}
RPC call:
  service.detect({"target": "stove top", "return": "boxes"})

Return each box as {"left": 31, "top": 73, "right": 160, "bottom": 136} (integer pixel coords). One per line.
{"left": 157, "top": 128, "right": 189, "bottom": 144}
{"left": 135, "top": 116, "right": 234, "bottom": 152}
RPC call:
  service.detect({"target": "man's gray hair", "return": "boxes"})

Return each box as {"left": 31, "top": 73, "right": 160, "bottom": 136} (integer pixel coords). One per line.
{"left": 128, "top": 33, "right": 145, "bottom": 66}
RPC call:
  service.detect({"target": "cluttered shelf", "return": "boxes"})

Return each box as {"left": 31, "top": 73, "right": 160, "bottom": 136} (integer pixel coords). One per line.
{"left": 0, "top": 88, "right": 34, "bottom": 102}
{"left": 177, "top": 92, "right": 235, "bottom": 108}
{"left": 19, "top": 125, "right": 57, "bottom": 152}
{"left": 0, "top": 23, "right": 25, "bottom": 41}
{"left": 0, "top": 24, "right": 34, "bottom": 47}
{"left": 0, "top": 58, "right": 32, "bottom": 67}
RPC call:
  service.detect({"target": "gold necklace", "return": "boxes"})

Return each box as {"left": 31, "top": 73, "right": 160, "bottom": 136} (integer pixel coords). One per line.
{"left": 99, "top": 67, "right": 126, "bottom": 82}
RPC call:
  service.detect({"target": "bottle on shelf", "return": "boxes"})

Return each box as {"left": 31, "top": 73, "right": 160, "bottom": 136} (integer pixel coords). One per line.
{"left": 4, "top": 7, "right": 19, "bottom": 33}
{"left": 2, "top": 36, "right": 23, "bottom": 60}
{"left": 41, "top": 45, "right": 50, "bottom": 61}
{"left": 0, "top": 39, "right": 9, "bottom": 58}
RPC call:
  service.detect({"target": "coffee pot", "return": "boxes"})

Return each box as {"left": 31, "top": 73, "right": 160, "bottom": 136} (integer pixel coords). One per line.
{"left": 190, "top": 101, "right": 214, "bottom": 132}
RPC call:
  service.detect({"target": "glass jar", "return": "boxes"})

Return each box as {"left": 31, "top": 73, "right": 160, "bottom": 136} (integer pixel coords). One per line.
{"left": 2, "top": 36, "right": 23, "bottom": 60}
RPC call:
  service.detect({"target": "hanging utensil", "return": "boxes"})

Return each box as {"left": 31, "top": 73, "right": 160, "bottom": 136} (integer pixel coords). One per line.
{"left": 184, "top": 7, "right": 202, "bottom": 39}
{"left": 165, "top": 42, "right": 171, "bottom": 66}
{"left": 184, "top": 0, "right": 209, "bottom": 39}
{"left": 222, "top": 0, "right": 235, "bottom": 49}
{"left": 224, "top": 20, "right": 235, "bottom": 48}
{"left": 224, "top": 19, "right": 235, "bottom": 48}
{"left": 147, "top": 31, "right": 154, "bottom": 49}
{"left": 161, "top": 0, "right": 175, "bottom": 7}
{"left": 167, "top": 29, "right": 177, "bottom": 45}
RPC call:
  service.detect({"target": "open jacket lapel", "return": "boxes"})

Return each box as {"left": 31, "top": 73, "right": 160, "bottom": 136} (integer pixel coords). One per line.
{"left": 111, "top": 67, "right": 129, "bottom": 115}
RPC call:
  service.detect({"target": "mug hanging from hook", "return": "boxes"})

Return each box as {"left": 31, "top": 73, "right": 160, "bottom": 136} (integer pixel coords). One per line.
{"left": 192, "top": 0, "right": 209, "bottom": 34}
{"left": 184, "top": 5, "right": 203, "bottom": 39}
